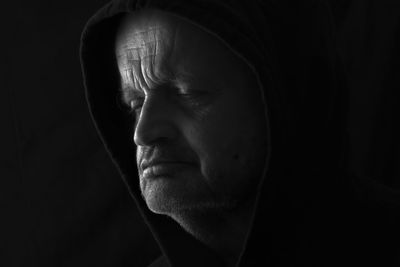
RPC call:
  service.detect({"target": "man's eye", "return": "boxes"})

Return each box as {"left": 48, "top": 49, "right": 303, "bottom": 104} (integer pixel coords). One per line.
{"left": 176, "top": 90, "right": 209, "bottom": 106}
{"left": 177, "top": 92, "right": 195, "bottom": 99}
{"left": 176, "top": 90, "right": 207, "bottom": 100}
{"left": 128, "top": 99, "right": 143, "bottom": 114}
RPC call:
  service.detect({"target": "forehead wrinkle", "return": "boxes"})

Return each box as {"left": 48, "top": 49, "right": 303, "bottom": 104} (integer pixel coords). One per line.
{"left": 116, "top": 18, "right": 178, "bottom": 93}
{"left": 142, "top": 37, "right": 172, "bottom": 87}
{"left": 123, "top": 58, "right": 147, "bottom": 92}
{"left": 121, "top": 55, "right": 171, "bottom": 95}
{"left": 119, "top": 72, "right": 139, "bottom": 103}
{"left": 116, "top": 26, "right": 161, "bottom": 60}
{"left": 140, "top": 39, "right": 157, "bottom": 88}
{"left": 118, "top": 41, "right": 159, "bottom": 61}
{"left": 120, "top": 67, "right": 140, "bottom": 94}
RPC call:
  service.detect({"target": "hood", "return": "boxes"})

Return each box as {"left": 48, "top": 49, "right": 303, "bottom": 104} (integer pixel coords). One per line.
{"left": 80, "top": 0, "right": 353, "bottom": 266}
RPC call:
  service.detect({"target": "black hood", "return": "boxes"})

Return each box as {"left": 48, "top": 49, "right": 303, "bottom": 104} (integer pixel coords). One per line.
{"left": 79, "top": 0, "right": 398, "bottom": 266}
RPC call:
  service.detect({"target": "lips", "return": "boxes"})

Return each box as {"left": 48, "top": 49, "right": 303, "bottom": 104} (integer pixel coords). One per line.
{"left": 140, "top": 160, "right": 194, "bottom": 179}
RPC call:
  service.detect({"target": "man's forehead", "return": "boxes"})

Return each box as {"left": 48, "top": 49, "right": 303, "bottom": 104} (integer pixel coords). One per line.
{"left": 116, "top": 27, "right": 161, "bottom": 60}
{"left": 114, "top": 10, "right": 253, "bottom": 95}
{"left": 115, "top": 13, "right": 175, "bottom": 61}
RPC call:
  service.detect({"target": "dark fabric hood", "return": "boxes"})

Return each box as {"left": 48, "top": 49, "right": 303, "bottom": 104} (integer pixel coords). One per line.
{"left": 80, "top": 0, "right": 400, "bottom": 266}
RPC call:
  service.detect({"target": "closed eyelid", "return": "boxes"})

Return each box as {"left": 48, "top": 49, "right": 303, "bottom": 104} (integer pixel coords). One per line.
{"left": 119, "top": 86, "right": 145, "bottom": 107}
{"left": 129, "top": 98, "right": 144, "bottom": 112}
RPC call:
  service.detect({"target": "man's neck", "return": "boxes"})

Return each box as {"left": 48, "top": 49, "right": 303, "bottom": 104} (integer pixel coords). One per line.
{"left": 171, "top": 197, "right": 257, "bottom": 267}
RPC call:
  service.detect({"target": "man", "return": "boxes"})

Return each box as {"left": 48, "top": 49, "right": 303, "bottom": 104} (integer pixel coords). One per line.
{"left": 80, "top": 0, "right": 400, "bottom": 266}
{"left": 114, "top": 9, "right": 268, "bottom": 267}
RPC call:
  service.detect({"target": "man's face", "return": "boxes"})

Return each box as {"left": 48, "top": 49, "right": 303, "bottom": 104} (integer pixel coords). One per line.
{"left": 115, "top": 12, "right": 268, "bottom": 215}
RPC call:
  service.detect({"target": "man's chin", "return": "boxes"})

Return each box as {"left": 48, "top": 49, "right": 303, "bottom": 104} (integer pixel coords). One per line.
{"left": 144, "top": 192, "right": 240, "bottom": 216}
{"left": 144, "top": 195, "right": 178, "bottom": 215}
{"left": 140, "top": 177, "right": 242, "bottom": 215}
{"left": 143, "top": 193, "right": 200, "bottom": 215}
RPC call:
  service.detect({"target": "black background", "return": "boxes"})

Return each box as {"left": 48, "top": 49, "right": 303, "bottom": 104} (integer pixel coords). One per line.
{"left": 2, "top": 0, "right": 159, "bottom": 266}
{"left": 1, "top": 0, "right": 399, "bottom": 266}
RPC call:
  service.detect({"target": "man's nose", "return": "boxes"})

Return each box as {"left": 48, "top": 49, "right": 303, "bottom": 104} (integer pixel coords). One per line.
{"left": 133, "top": 95, "right": 178, "bottom": 146}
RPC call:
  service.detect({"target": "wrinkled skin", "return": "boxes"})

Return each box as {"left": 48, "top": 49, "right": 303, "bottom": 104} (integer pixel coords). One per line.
{"left": 115, "top": 10, "right": 268, "bottom": 229}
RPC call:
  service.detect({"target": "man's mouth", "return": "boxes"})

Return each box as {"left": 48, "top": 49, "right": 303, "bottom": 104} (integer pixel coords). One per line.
{"left": 141, "top": 161, "right": 194, "bottom": 179}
